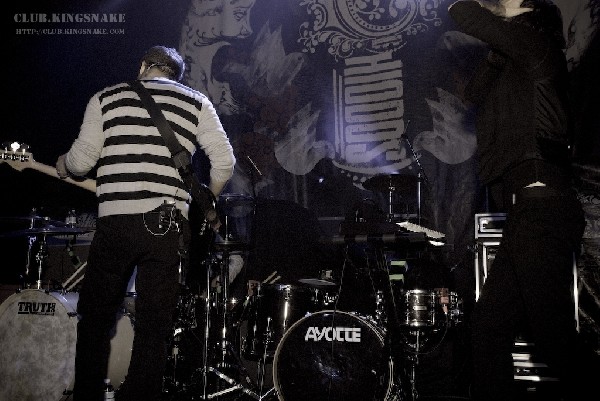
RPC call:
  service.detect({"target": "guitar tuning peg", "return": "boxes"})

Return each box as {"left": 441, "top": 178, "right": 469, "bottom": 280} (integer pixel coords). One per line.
{"left": 15, "top": 142, "right": 30, "bottom": 152}
{"left": 4, "top": 141, "right": 23, "bottom": 152}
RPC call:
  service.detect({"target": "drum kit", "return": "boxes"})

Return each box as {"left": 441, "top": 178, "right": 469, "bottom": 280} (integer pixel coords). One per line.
{"left": 0, "top": 178, "right": 464, "bottom": 401}
{"left": 159, "top": 182, "right": 463, "bottom": 401}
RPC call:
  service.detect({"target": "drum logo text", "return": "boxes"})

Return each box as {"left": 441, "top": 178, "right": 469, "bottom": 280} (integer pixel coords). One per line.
{"left": 304, "top": 326, "right": 361, "bottom": 342}
{"left": 17, "top": 301, "right": 56, "bottom": 315}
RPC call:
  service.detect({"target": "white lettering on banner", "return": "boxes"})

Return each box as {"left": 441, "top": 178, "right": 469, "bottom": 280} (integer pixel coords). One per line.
{"left": 344, "top": 79, "right": 404, "bottom": 104}
{"left": 296, "top": 0, "right": 443, "bottom": 181}
{"left": 13, "top": 13, "right": 126, "bottom": 23}
{"left": 333, "top": 51, "right": 408, "bottom": 168}
{"left": 304, "top": 326, "right": 361, "bottom": 342}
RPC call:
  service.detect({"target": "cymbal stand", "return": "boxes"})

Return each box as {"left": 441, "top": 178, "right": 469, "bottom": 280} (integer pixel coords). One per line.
{"left": 21, "top": 211, "right": 39, "bottom": 288}
{"left": 30, "top": 234, "right": 49, "bottom": 289}
{"left": 401, "top": 130, "right": 428, "bottom": 225}
{"left": 402, "top": 321, "right": 452, "bottom": 401}
{"left": 416, "top": 173, "right": 423, "bottom": 225}
{"left": 256, "top": 317, "right": 277, "bottom": 400}
{"left": 369, "top": 242, "right": 410, "bottom": 400}
{"left": 259, "top": 326, "right": 272, "bottom": 394}
{"left": 387, "top": 186, "right": 394, "bottom": 217}
{"left": 199, "top": 245, "right": 259, "bottom": 400}
{"left": 405, "top": 330, "right": 423, "bottom": 401}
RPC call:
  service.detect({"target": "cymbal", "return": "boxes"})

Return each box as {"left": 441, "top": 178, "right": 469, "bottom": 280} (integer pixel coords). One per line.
{"left": 298, "top": 278, "right": 337, "bottom": 287}
{"left": 218, "top": 193, "right": 254, "bottom": 203}
{"left": 0, "top": 215, "right": 66, "bottom": 227}
{"left": 213, "top": 239, "right": 249, "bottom": 251}
{"left": 0, "top": 225, "right": 92, "bottom": 238}
{"left": 218, "top": 193, "right": 254, "bottom": 217}
{"left": 363, "top": 173, "right": 420, "bottom": 193}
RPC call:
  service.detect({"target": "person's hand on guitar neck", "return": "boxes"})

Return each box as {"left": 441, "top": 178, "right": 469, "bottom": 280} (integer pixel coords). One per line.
{"left": 56, "top": 153, "right": 70, "bottom": 179}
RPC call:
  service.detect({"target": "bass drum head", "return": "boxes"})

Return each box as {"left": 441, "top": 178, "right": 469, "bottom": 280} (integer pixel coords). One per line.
{"left": 0, "top": 289, "right": 78, "bottom": 401}
{"left": 273, "top": 310, "right": 392, "bottom": 401}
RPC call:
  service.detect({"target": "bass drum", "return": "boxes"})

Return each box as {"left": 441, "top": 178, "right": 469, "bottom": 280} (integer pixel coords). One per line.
{"left": 273, "top": 310, "right": 393, "bottom": 401}
{"left": 0, "top": 290, "right": 78, "bottom": 401}
{"left": 0, "top": 289, "right": 133, "bottom": 400}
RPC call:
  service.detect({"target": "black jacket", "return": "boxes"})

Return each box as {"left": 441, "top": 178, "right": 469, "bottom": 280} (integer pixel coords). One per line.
{"left": 449, "top": 1, "right": 572, "bottom": 185}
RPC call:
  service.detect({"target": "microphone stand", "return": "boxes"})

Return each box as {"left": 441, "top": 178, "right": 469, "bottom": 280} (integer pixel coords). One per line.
{"left": 245, "top": 156, "right": 262, "bottom": 199}
{"left": 400, "top": 125, "right": 429, "bottom": 225}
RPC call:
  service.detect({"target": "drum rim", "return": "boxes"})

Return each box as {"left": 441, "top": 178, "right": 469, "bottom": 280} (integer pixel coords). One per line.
{"left": 0, "top": 288, "right": 78, "bottom": 315}
{"left": 272, "top": 309, "right": 393, "bottom": 401}
{"left": 254, "top": 282, "right": 312, "bottom": 292}
{"left": 403, "top": 288, "right": 436, "bottom": 295}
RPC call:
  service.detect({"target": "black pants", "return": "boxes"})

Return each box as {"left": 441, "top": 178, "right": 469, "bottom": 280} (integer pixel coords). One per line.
{"left": 72, "top": 212, "right": 190, "bottom": 401}
{"left": 470, "top": 190, "right": 587, "bottom": 401}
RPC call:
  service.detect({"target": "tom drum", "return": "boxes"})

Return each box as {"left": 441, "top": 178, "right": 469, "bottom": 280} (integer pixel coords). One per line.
{"left": 242, "top": 283, "right": 315, "bottom": 361}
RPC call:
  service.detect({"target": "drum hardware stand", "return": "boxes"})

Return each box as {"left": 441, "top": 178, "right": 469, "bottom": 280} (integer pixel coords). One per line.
{"left": 198, "top": 243, "right": 259, "bottom": 400}
{"left": 162, "top": 285, "right": 201, "bottom": 396}
{"left": 403, "top": 329, "right": 424, "bottom": 401}
{"left": 29, "top": 233, "right": 49, "bottom": 290}
{"left": 401, "top": 318, "right": 453, "bottom": 401}
{"left": 369, "top": 242, "right": 412, "bottom": 401}
{"left": 162, "top": 230, "right": 205, "bottom": 397}
{"left": 254, "top": 317, "right": 278, "bottom": 400}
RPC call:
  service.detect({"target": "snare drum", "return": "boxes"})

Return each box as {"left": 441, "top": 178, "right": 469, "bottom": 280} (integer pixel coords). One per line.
{"left": 401, "top": 288, "right": 461, "bottom": 328}
{"left": 0, "top": 289, "right": 133, "bottom": 400}
{"left": 273, "top": 310, "right": 393, "bottom": 401}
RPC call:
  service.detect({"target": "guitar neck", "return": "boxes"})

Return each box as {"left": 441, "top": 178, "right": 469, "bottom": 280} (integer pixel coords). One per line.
{"left": 31, "top": 160, "right": 96, "bottom": 193}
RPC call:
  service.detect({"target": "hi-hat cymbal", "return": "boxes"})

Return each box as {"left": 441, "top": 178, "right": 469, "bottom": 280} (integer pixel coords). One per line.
{"left": 0, "top": 225, "right": 92, "bottom": 238}
{"left": 363, "top": 173, "right": 420, "bottom": 193}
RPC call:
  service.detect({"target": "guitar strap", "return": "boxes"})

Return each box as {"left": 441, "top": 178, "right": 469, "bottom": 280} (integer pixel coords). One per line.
{"left": 128, "top": 80, "right": 220, "bottom": 230}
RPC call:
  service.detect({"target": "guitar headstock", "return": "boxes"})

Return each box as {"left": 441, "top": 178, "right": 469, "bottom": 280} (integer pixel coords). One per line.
{"left": 1, "top": 141, "right": 34, "bottom": 171}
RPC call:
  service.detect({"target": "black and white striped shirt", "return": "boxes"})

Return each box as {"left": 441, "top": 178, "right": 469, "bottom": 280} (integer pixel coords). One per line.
{"left": 65, "top": 78, "right": 235, "bottom": 218}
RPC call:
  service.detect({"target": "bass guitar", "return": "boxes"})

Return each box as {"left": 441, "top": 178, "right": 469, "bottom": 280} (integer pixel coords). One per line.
{"left": 1, "top": 141, "right": 96, "bottom": 193}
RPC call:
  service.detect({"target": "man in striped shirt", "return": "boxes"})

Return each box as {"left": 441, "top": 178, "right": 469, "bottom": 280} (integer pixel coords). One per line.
{"left": 56, "top": 45, "right": 235, "bottom": 401}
